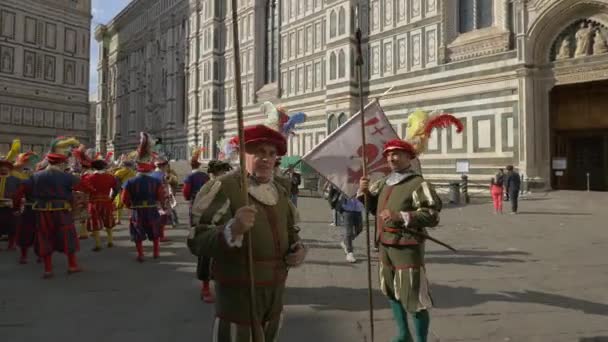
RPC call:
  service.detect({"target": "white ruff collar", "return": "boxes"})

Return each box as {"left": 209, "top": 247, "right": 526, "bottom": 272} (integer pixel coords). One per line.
{"left": 248, "top": 176, "right": 278, "bottom": 206}
{"left": 385, "top": 169, "right": 419, "bottom": 186}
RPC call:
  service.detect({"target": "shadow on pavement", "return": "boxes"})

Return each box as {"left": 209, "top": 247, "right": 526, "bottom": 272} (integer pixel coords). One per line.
{"left": 580, "top": 337, "right": 608, "bottom": 342}
{"left": 514, "top": 211, "right": 592, "bottom": 216}
{"left": 426, "top": 249, "right": 532, "bottom": 267}
{"left": 433, "top": 284, "right": 608, "bottom": 316}
{"left": 285, "top": 286, "right": 389, "bottom": 312}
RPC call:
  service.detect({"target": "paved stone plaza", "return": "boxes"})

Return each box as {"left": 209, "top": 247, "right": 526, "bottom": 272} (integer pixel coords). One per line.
{"left": 1, "top": 191, "right": 608, "bottom": 342}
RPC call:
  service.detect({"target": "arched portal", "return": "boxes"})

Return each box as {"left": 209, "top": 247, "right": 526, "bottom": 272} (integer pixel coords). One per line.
{"left": 522, "top": 0, "right": 608, "bottom": 190}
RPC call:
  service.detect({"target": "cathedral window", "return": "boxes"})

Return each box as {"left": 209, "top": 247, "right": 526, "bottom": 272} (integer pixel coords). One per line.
{"left": 338, "top": 49, "right": 345, "bottom": 78}
{"left": 459, "top": 0, "right": 494, "bottom": 33}
{"left": 338, "top": 7, "right": 346, "bottom": 36}
{"left": 330, "top": 10, "right": 337, "bottom": 38}
{"left": 329, "top": 52, "right": 337, "bottom": 80}
{"left": 264, "top": 0, "right": 279, "bottom": 83}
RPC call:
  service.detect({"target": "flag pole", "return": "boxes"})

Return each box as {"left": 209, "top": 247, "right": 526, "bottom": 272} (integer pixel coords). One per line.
{"left": 230, "top": 0, "right": 258, "bottom": 341}
{"left": 355, "top": 6, "right": 375, "bottom": 342}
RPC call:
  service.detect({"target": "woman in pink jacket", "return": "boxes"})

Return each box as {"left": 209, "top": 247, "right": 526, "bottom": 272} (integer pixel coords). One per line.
{"left": 490, "top": 169, "right": 505, "bottom": 214}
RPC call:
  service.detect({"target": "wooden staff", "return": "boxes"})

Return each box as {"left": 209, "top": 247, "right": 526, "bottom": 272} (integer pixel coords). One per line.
{"left": 230, "top": 1, "right": 258, "bottom": 341}
{"left": 355, "top": 11, "right": 375, "bottom": 342}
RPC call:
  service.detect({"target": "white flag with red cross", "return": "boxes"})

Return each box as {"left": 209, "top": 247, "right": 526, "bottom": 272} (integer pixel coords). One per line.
{"left": 302, "top": 100, "right": 399, "bottom": 198}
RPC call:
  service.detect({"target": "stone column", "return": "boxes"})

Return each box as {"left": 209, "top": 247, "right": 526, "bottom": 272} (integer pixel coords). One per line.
{"left": 517, "top": 67, "right": 553, "bottom": 189}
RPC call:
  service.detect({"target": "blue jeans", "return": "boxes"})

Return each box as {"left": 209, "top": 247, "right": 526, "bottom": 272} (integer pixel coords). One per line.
{"left": 290, "top": 194, "right": 298, "bottom": 207}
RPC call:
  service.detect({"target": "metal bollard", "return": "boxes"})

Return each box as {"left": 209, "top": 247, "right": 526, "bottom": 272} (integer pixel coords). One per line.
{"left": 587, "top": 172, "right": 590, "bottom": 192}
{"left": 460, "top": 174, "right": 470, "bottom": 204}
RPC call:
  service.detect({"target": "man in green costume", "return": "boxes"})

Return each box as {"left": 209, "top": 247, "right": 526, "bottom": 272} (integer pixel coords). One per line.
{"left": 187, "top": 124, "right": 307, "bottom": 342}
{"left": 359, "top": 139, "right": 442, "bottom": 342}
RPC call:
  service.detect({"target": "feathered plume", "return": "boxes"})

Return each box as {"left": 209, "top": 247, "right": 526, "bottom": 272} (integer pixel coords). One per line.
{"left": 49, "top": 137, "right": 80, "bottom": 156}
{"left": 15, "top": 152, "right": 40, "bottom": 170}
{"left": 105, "top": 152, "right": 114, "bottom": 163}
{"left": 424, "top": 113, "right": 464, "bottom": 137}
{"left": 191, "top": 147, "right": 203, "bottom": 164}
{"left": 217, "top": 136, "right": 239, "bottom": 161}
{"left": 6, "top": 139, "right": 21, "bottom": 162}
{"left": 72, "top": 145, "right": 92, "bottom": 168}
{"left": 262, "top": 101, "right": 289, "bottom": 132}
{"left": 137, "top": 132, "right": 152, "bottom": 161}
{"left": 281, "top": 112, "right": 307, "bottom": 136}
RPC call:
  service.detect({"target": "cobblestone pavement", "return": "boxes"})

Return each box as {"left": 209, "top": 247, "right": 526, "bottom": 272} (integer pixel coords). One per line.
{"left": 1, "top": 191, "right": 608, "bottom": 342}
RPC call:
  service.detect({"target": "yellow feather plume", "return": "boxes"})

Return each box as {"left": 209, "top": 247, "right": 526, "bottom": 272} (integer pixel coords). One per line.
{"left": 6, "top": 139, "right": 21, "bottom": 162}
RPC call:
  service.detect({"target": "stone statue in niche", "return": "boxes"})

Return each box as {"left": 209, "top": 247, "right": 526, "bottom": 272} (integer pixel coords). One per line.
{"left": 574, "top": 22, "right": 592, "bottom": 57}
{"left": 593, "top": 27, "right": 608, "bottom": 55}
{"left": 66, "top": 64, "right": 74, "bottom": 83}
{"left": 25, "top": 55, "right": 34, "bottom": 76}
{"left": 2, "top": 50, "right": 12, "bottom": 72}
{"left": 556, "top": 37, "right": 572, "bottom": 60}
{"left": 45, "top": 58, "right": 54, "bottom": 80}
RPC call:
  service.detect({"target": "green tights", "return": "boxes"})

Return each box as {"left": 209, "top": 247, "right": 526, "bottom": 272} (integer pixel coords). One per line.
{"left": 389, "top": 299, "right": 430, "bottom": 342}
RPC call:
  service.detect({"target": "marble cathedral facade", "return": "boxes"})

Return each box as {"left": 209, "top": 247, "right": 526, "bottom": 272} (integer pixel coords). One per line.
{"left": 96, "top": 0, "right": 608, "bottom": 190}
{"left": 0, "top": 0, "right": 93, "bottom": 155}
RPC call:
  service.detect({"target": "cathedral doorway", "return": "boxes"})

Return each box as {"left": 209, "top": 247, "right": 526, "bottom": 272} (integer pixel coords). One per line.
{"left": 550, "top": 80, "right": 608, "bottom": 191}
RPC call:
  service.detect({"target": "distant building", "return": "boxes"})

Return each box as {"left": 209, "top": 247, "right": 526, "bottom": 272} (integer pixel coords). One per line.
{"left": 96, "top": 0, "right": 608, "bottom": 190}
{"left": 0, "top": 0, "right": 93, "bottom": 154}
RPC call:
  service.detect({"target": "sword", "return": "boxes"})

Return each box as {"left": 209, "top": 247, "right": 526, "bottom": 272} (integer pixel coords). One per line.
{"left": 402, "top": 227, "right": 457, "bottom": 253}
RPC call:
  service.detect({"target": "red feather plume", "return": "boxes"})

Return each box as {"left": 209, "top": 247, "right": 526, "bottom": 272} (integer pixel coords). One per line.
{"left": 105, "top": 152, "right": 114, "bottom": 163}
{"left": 424, "top": 113, "right": 464, "bottom": 137}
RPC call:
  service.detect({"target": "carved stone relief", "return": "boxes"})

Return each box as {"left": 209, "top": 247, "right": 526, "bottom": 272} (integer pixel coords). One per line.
{"left": 1, "top": 104, "right": 11, "bottom": 123}
{"left": 426, "top": 0, "right": 436, "bottom": 14}
{"left": 64, "top": 112, "right": 73, "bottom": 129}
{"left": 371, "top": 45, "right": 380, "bottom": 75}
{"left": 54, "top": 111, "right": 64, "bottom": 128}
{"left": 593, "top": 28, "right": 608, "bottom": 55}
{"left": 427, "top": 29, "right": 436, "bottom": 63}
{"left": 384, "top": 41, "right": 393, "bottom": 73}
{"left": 551, "top": 19, "right": 608, "bottom": 61}
{"left": 0, "top": 45, "right": 14, "bottom": 73}
{"left": 12, "top": 106, "right": 22, "bottom": 125}
{"left": 386, "top": 0, "right": 393, "bottom": 26}
{"left": 74, "top": 114, "right": 86, "bottom": 130}
{"left": 412, "top": 33, "right": 421, "bottom": 66}
{"left": 411, "top": 0, "right": 421, "bottom": 18}
{"left": 372, "top": 1, "right": 379, "bottom": 31}
{"left": 44, "top": 110, "right": 54, "bottom": 127}
{"left": 23, "top": 108, "right": 33, "bottom": 126}
{"left": 34, "top": 109, "right": 44, "bottom": 127}
{"left": 398, "top": 38, "right": 407, "bottom": 68}
{"left": 398, "top": 0, "right": 406, "bottom": 21}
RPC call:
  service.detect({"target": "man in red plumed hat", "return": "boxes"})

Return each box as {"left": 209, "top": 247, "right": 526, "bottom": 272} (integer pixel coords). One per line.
{"left": 358, "top": 139, "right": 442, "bottom": 342}
{"left": 13, "top": 137, "right": 91, "bottom": 278}
{"left": 120, "top": 132, "right": 168, "bottom": 262}
{"left": 188, "top": 124, "right": 307, "bottom": 341}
